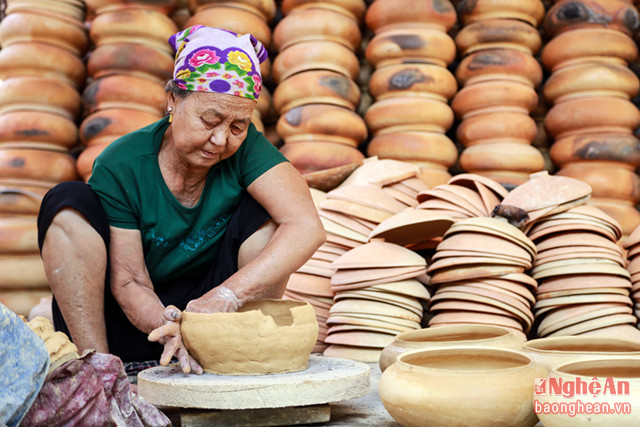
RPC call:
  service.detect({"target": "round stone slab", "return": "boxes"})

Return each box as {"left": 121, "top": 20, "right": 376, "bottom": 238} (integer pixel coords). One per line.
{"left": 137, "top": 355, "right": 370, "bottom": 410}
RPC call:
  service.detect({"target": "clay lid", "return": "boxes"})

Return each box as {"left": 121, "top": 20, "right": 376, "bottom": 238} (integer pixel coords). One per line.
{"left": 326, "top": 230, "right": 369, "bottom": 249}
{"left": 441, "top": 281, "right": 532, "bottom": 307}
{"left": 331, "top": 265, "right": 428, "bottom": 286}
{"left": 528, "top": 222, "right": 618, "bottom": 243}
{"left": 319, "top": 209, "right": 373, "bottom": 235}
{"left": 416, "top": 200, "right": 474, "bottom": 219}
{"left": 475, "top": 182, "right": 503, "bottom": 218}
{"left": 368, "top": 279, "right": 431, "bottom": 300}
{"left": 287, "top": 272, "right": 333, "bottom": 297}
{"left": 535, "top": 246, "right": 624, "bottom": 264}
{"left": 448, "top": 173, "right": 509, "bottom": 198}
{"left": 428, "top": 255, "right": 531, "bottom": 272}
{"left": 533, "top": 215, "right": 621, "bottom": 242}
{"left": 537, "top": 303, "right": 633, "bottom": 337}
{"left": 547, "top": 314, "right": 637, "bottom": 337}
{"left": 433, "top": 249, "right": 531, "bottom": 266}
{"left": 298, "top": 263, "right": 334, "bottom": 278}
{"left": 327, "top": 313, "right": 421, "bottom": 329}
{"left": 324, "top": 331, "right": 396, "bottom": 348}
{"left": 499, "top": 273, "right": 539, "bottom": 289}
{"left": 330, "top": 299, "right": 421, "bottom": 322}
{"left": 536, "top": 231, "right": 624, "bottom": 254}
{"left": 429, "top": 264, "right": 525, "bottom": 285}
{"left": 339, "top": 158, "right": 419, "bottom": 187}
{"left": 327, "top": 315, "right": 416, "bottom": 333}
{"left": 429, "top": 311, "right": 522, "bottom": 330}
{"left": 381, "top": 186, "right": 418, "bottom": 207}
{"left": 333, "top": 241, "right": 426, "bottom": 269}
{"left": 327, "top": 323, "right": 407, "bottom": 336}
{"left": 436, "top": 283, "right": 532, "bottom": 314}
{"left": 537, "top": 287, "right": 630, "bottom": 301}
{"left": 303, "top": 162, "right": 361, "bottom": 192}
{"left": 417, "top": 185, "right": 486, "bottom": 217}
{"left": 330, "top": 267, "right": 427, "bottom": 291}
{"left": 309, "top": 188, "right": 327, "bottom": 207}
{"left": 623, "top": 223, "right": 640, "bottom": 248}
{"left": 436, "top": 185, "right": 488, "bottom": 216}
{"left": 389, "top": 177, "right": 430, "bottom": 195}
{"left": 312, "top": 250, "right": 341, "bottom": 263}
{"left": 319, "top": 198, "right": 393, "bottom": 224}
{"left": 327, "top": 184, "right": 407, "bottom": 214}
{"left": 534, "top": 293, "right": 633, "bottom": 311}
{"left": 318, "top": 242, "right": 350, "bottom": 256}
{"left": 368, "top": 208, "right": 454, "bottom": 246}
{"left": 538, "top": 274, "right": 632, "bottom": 293}
{"left": 531, "top": 259, "right": 629, "bottom": 280}
{"left": 430, "top": 299, "right": 518, "bottom": 317}
{"left": 445, "top": 217, "right": 537, "bottom": 256}
{"left": 568, "top": 205, "right": 623, "bottom": 236}
{"left": 321, "top": 216, "right": 369, "bottom": 243}
{"left": 437, "top": 232, "right": 532, "bottom": 262}
{"left": 333, "top": 290, "right": 423, "bottom": 315}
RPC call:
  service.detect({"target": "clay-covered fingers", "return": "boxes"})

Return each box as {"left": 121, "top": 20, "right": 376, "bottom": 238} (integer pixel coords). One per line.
{"left": 177, "top": 346, "right": 203, "bottom": 375}
{"left": 162, "top": 305, "right": 182, "bottom": 322}
{"left": 159, "top": 336, "right": 181, "bottom": 367}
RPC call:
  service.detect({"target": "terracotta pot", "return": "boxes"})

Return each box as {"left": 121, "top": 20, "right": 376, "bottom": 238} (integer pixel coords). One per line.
{"left": 185, "top": 6, "right": 271, "bottom": 47}
{"left": 366, "top": 27, "right": 456, "bottom": 68}
{"left": 457, "top": 0, "right": 546, "bottom": 27}
{"left": 367, "top": 132, "right": 458, "bottom": 168}
{"left": 0, "top": 146, "right": 77, "bottom": 183}
{"left": 544, "top": 97, "right": 640, "bottom": 138}
{"left": 277, "top": 104, "right": 367, "bottom": 147}
{"left": 537, "top": 358, "right": 640, "bottom": 427}
{"left": 272, "top": 40, "right": 359, "bottom": 83}
{"left": 273, "top": 7, "right": 361, "bottom": 51}
{"left": 182, "top": 299, "right": 318, "bottom": 374}
{"left": 379, "top": 347, "right": 544, "bottom": 427}
{"left": 544, "top": 0, "right": 640, "bottom": 38}
{"left": 85, "top": 0, "right": 177, "bottom": 14}
{"left": 365, "top": 0, "right": 457, "bottom": 32}
{"left": 455, "top": 19, "right": 542, "bottom": 56}
{"left": 79, "top": 109, "right": 162, "bottom": 146}
{"left": 0, "top": 42, "right": 85, "bottom": 89}
{"left": 368, "top": 63, "right": 457, "bottom": 102}
{"left": 457, "top": 111, "right": 537, "bottom": 146}
{"left": 379, "top": 325, "right": 525, "bottom": 372}
{"left": 76, "top": 143, "right": 110, "bottom": 182}
{"left": 0, "top": 111, "right": 78, "bottom": 150}
{"left": 365, "top": 97, "right": 454, "bottom": 136}
{"left": 90, "top": 6, "right": 178, "bottom": 56}
{"left": 543, "top": 61, "right": 639, "bottom": 103}
{"left": 0, "top": 76, "right": 81, "bottom": 120}
{"left": 279, "top": 141, "right": 365, "bottom": 174}
{"left": 255, "top": 86, "right": 273, "bottom": 122}
{"left": 460, "top": 142, "right": 545, "bottom": 173}
{"left": 0, "top": 10, "right": 88, "bottom": 56}
{"left": 6, "top": 0, "right": 85, "bottom": 21}
{"left": 281, "top": 0, "right": 365, "bottom": 22}
{"left": 452, "top": 80, "right": 538, "bottom": 119}
{"left": 590, "top": 197, "right": 640, "bottom": 237}
{"left": 272, "top": 70, "right": 361, "bottom": 113}
{"left": 541, "top": 28, "right": 638, "bottom": 72}
{"left": 550, "top": 133, "right": 640, "bottom": 168}
{"left": 557, "top": 161, "right": 640, "bottom": 203}
{"left": 0, "top": 179, "right": 52, "bottom": 215}
{"left": 82, "top": 74, "right": 167, "bottom": 116}
{"left": 0, "top": 215, "right": 38, "bottom": 253}
{"left": 87, "top": 43, "right": 174, "bottom": 83}
{"left": 456, "top": 49, "right": 543, "bottom": 87}
{"left": 189, "top": 0, "right": 276, "bottom": 22}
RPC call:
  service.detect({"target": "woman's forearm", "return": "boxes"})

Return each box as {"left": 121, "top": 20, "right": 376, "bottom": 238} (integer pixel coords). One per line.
{"left": 111, "top": 279, "right": 167, "bottom": 335}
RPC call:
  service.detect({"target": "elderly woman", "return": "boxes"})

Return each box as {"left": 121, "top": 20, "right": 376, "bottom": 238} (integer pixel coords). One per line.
{"left": 37, "top": 26, "right": 325, "bottom": 374}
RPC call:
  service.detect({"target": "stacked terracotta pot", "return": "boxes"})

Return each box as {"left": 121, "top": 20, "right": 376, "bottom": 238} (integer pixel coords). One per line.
{"left": 623, "top": 225, "right": 640, "bottom": 325}
{"left": 185, "top": 0, "right": 276, "bottom": 133}
{"left": 0, "top": 0, "right": 87, "bottom": 315}
{"left": 363, "top": 0, "right": 459, "bottom": 187}
{"left": 451, "top": 0, "right": 546, "bottom": 189}
{"left": 271, "top": 0, "right": 366, "bottom": 174}
{"left": 78, "top": 0, "right": 178, "bottom": 180}
{"left": 542, "top": 0, "right": 640, "bottom": 236}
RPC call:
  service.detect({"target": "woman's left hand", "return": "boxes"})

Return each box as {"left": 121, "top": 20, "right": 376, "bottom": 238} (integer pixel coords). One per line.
{"left": 147, "top": 305, "right": 203, "bottom": 374}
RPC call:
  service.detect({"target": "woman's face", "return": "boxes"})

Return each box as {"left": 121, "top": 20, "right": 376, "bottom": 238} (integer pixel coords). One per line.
{"left": 167, "top": 91, "right": 256, "bottom": 169}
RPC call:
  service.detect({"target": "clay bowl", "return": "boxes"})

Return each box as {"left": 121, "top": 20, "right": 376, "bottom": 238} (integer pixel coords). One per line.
{"left": 190, "top": 0, "right": 276, "bottom": 22}
{"left": 0, "top": 76, "right": 81, "bottom": 120}
{"left": 87, "top": 43, "right": 173, "bottom": 84}
{"left": 0, "top": 111, "right": 78, "bottom": 150}
{"left": 456, "top": 48, "right": 543, "bottom": 88}
{"left": 0, "top": 146, "right": 78, "bottom": 183}
{"left": 185, "top": 6, "right": 271, "bottom": 47}
{"left": 0, "top": 42, "right": 85, "bottom": 89}
{"left": 82, "top": 74, "right": 167, "bottom": 116}
{"left": 272, "top": 40, "right": 359, "bottom": 83}
{"left": 460, "top": 143, "right": 545, "bottom": 174}
{"left": 537, "top": 358, "right": 640, "bottom": 427}
{"left": 281, "top": 0, "right": 365, "bottom": 22}
{"left": 379, "top": 325, "right": 525, "bottom": 372}
{"left": 456, "top": 111, "right": 537, "bottom": 146}
{"left": 181, "top": 299, "right": 318, "bottom": 375}
{"left": 365, "top": 97, "right": 454, "bottom": 136}
{"left": 280, "top": 141, "right": 365, "bottom": 176}
{"left": 365, "top": 0, "right": 457, "bottom": 33}
{"left": 368, "top": 63, "right": 457, "bottom": 102}
{"left": 379, "top": 347, "right": 544, "bottom": 427}
{"left": 457, "top": 0, "right": 545, "bottom": 27}
{"left": 79, "top": 108, "right": 161, "bottom": 146}
{"left": 365, "top": 26, "right": 456, "bottom": 69}
{"left": 541, "top": 28, "right": 638, "bottom": 72}
{"left": 452, "top": 80, "right": 538, "bottom": 119}
{"left": 366, "top": 132, "right": 458, "bottom": 169}
{"left": 544, "top": 0, "right": 640, "bottom": 38}
{"left": 277, "top": 104, "right": 366, "bottom": 147}
{"left": 550, "top": 133, "right": 640, "bottom": 168}
{"left": 557, "top": 161, "right": 640, "bottom": 205}
{"left": 455, "top": 18, "right": 542, "bottom": 56}
{"left": 272, "top": 7, "right": 360, "bottom": 51}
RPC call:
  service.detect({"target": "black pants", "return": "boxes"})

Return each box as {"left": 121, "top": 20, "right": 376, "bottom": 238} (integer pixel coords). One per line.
{"left": 37, "top": 181, "right": 271, "bottom": 362}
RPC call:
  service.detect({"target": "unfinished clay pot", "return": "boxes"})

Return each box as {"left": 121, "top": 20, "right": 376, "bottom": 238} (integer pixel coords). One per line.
{"left": 272, "top": 40, "right": 359, "bottom": 83}
{"left": 456, "top": 49, "right": 543, "bottom": 87}
{"left": 457, "top": 0, "right": 545, "bottom": 27}
{"left": 455, "top": 18, "right": 542, "bottom": 55}
{"left": 0, "top": 111, "right": 78, "bottom": 150}
{"left": 181, "top": 299, "right": 318, "bottom": 375}
{"left": 365, "top": 27, "right": 456, "bottom": 68}
{"left": 544, "top": 0, "right": 640, "bottom": 38}
{"left": 368, "top": 63, "right": 457, "bottom": 101}
{"left": 365, "top": 0, "right": 457, "bottom": 33}
{"left": 87, "top": 43, "right": 173, "bottom": 83}
{"left": 186, "top": 6, "right": 271, "bottom": 47}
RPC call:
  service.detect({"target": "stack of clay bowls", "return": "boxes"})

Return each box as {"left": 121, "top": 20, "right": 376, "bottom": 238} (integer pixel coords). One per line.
{"left": 542, "top": 0, "right": 640, "bottom": 236}
{"left": 272, "top": 0, "right": 366, "bottom": 174}
{"left": 452, "top": 0, "right": 546, "bottom": 188}
{"left": 323, "top": 240, "right": 429, "bottom": 362}
{"left": 427, "top": 217, "right": 537, "bottom": 340}
{"left": 416, "top": 173, "right": 509, "bottom": 221}
{"left": 78, "top": 0, "right": 179, "bottom": 180}
{"left": 0, "top": 0, "right": 87, "bottom": 315}
{"left": 171, "top": 0, "right": 191, "bottom": 28}
{"left": 623, "top": 225, "right": 640, "bottom": 326}
{"left": 186, "top": 0, "right": 276, "bottom": 133}
{"left": 363, "top": 0, "right": 459, "bottom": 187}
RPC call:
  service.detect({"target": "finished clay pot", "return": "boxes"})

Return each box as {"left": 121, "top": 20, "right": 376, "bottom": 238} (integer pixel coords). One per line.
{"left": 0, "top": 76, "right": 81, "bottom": 120}
{"left": 87, "top": 43, "right": 174, "bottom": 83}
{"left": 455, "top": 19, "right": 542, "bottom": 55}
{"left": 186, "top": 6, "right": 271, "bottom": 47}
{"left": 456, "top": 49, "right": 543, "bottom": 87}
{"left": 85, "top": 0, "right": 178, "bottom": 15}
{"left": 379, "top": 325, "right": 525, "bottom": 372}
{"left": 557, "top": 161, "right": 640, "bottom": 203}
{"left": 379, "top": 347, "right": 544, "bottom": 427}
{"left": 452, "top": 80, "right": 538, "bottom": 119}
{"left": 590, "top": 197, "right": 640, "bottom": 237}
{"left": 82, "top": 74, "right": 167, "bottom": 116}
{"left": 76, "top": 143, "right": 109, "bottom": 182}
{"left": 365, "top": 0, "right": 457, "bottom": 33}
{"left": 460, "top": 143, "right": 545, "bottom": 173}
{"left": 368, "top": 63, "right": 457, "bottom": 102}
{"left": 0, "top": 254, "right": 48, "bottom": 288}
{"left": 181, "top": 299, "right": 318, "bottom": 375}
{"left": 79, "top": 109, "right": 162, "bottom": 146}
{"left": 367, "top": 132, "right": 458, "bottom": 168}
{"left": 544, "top": 0, "right": 640, "bottom": 38}
{"left": 189, "top": 0, "right": 276, "bottom": 21}
{"left": 272, "top": 7, "right": 361, "bottom": 51}
{"left": 550, "top": 133, "right": 640, "bottom": 168}
{"left": 279, "top": 141, "right": 365, "bottom": 174}
{"left": 0, "top": 147, "right": 78, "bottom": 183}
{"left": 457, "top": 0, "right": 546, "bottom": 27}
{"left": 0, "top": 111, "right": 78, "bottom": 150}
{"left": 272, "top": 40, "right": 359, "bottom": 83}
{"left": 366, "top": 27, "right": 457, "bottom": 68}
{"left": 6, "top": 0, "right": 85, "bottom": 21}
{"left": 456, "top": 111, "right": 537, "bottom": 146}
{"left": 0, "top": 215, "right": 38, "bottom": 253}
{"left": 0, "top": 179, "right": 52, "bottom": 215}
{"left": 365, "top": 97, "right": 454, "bottom": 135}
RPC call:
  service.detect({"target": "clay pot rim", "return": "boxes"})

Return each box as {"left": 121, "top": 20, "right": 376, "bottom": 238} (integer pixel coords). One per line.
{"left": 393, "top": 324, "right": 516, "bottom": 345}
{"left": 182, "top": 299, "right": 310, "bottom": 322}
{"left": 525, "top": 336, "right": 640, "bottom": 355}
{"left": 554, "top": 357, "right": 640, "bottom": 378}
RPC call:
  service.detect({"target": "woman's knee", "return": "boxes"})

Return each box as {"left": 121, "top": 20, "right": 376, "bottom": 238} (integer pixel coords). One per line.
{"left": 238, "top": 220, "right": 277, "bottom": 269}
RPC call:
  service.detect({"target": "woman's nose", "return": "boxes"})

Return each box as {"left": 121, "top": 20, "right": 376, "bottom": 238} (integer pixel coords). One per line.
{"left": 209, "top": 127, "right": 229, "bottom": 146}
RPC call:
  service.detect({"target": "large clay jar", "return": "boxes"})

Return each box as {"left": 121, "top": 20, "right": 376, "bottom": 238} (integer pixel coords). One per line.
{"left": 460, "top": 143, "right": 545, "bottom": 174}
{"left": 367, "top": 132, "right": 458, "bottom": 169}
{"left": 365, "top": 27, "right": 457, "bottom": 68}
{"left": 544, "top": 0, "right": 640, "bottom": 38}
{"left": 0, "top": 146, "right": 77, "bottom": 183}
{"left": 79, "top": 109, "right": 162, "bottom": 146}
{"left": 550, "top": 133, "right": 640, "bottom": 168}
{"left": 368, "top": 63, "right": 457, "bottom": 102}
{"left": 181, "top": 299, "right": 318, "bottom": 375}
{"left": 0, "top": 76, "right": 81, "bottom": 120}
{"left": 185, "top": 6, "right": 271, "bottom": 47}
{"left": 272, "top": 7, "right": 361, "bottom": 51}
{"left": 456, "top": 111, "right": 537, "bottom": 146}
{"left": 272, "top": 41, "right": 359, "bottom": 83}
{"left": 379, "top": 347, "right": 544, "bottom": 427}
{"left": 281, "top": 0, "right": 365, "bottom": 22}
{"left": 0, "top": 111, "right": 78, "bottom": 150}
{"left": 189, "top": 0, "right": 276, "bottom": 22}
{"left": 0, "top": 10, "right": 88, "bottom": 56}
{"left": 455, "top": 19, "right": 542, "bottom": 56}
{"left": 87, "top": 43, "right": 173, "bottom": 83}
{"left": 0, "top": 179, "right": 51, "bottom": 215}
{"left": 0, "top": 42, "right": 85, "bottom": 89}
{"left": 557, "top": 161, "right": 640, "bottom": 203}
{"left": 379, "top": 325, "right": 525, "bottom": 372}
{"left": 457, "top": 0, "right": 546, "bottom": 27}
{"left": 452, "top": 80, "right": 538, "bottom": 119}
{"left": 82, "top": 74, "right": 167, "bottom": 116}
{"left": 536, "top": 358, "right": 640, "bottom": 426}
{"left": 456, "top": 48, "right": 543, "bottom": 87}
{"left": 365, "top": 0, "right": 457, "bottom": 32}
{"left": 279, "top": 141, "right": 365, "bottom": 174}
{"left": 365, "top": 97, "right": 454, "bottom": 135}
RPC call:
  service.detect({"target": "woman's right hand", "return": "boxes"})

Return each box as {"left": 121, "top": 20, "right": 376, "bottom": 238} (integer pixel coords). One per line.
{"left": 147, "top": 305, "right": 203, "bottom": 375}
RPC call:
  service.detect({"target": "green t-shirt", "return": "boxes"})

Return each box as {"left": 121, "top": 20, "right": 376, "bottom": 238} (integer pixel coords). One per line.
{"left": 88, "top": 116, "right": 287, "bottom": 289}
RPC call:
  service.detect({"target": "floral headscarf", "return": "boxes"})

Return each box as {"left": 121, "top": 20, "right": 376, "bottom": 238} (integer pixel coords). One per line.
{"left": 168, "top": 26, "right": 268, "bottom": 100}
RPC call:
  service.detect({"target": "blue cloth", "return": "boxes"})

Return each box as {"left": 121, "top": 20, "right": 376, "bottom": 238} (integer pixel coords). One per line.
{"left": 0, "top": 303, "right": 49, "bottom": 427}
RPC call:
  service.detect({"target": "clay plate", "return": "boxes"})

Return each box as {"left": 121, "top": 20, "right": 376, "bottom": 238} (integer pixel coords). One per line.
{"left": 333, "top": 241, "right": 427, "bottom": 269}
